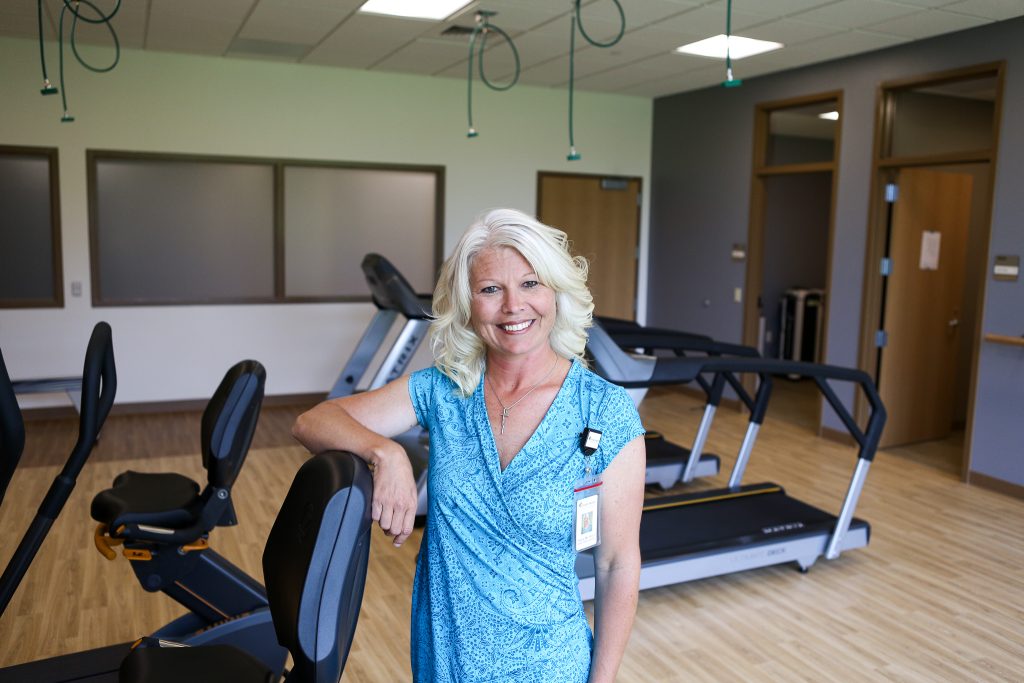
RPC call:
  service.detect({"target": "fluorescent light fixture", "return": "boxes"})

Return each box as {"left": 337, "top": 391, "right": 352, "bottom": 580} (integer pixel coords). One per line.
{"left": 818, "top": 111, "right": 840, "bottom": 121}
{"left": 675, "top": 34, "right": 783, "bottom": 60}
{"left": 358, "top": 0, "right": 472, "bottom": 21}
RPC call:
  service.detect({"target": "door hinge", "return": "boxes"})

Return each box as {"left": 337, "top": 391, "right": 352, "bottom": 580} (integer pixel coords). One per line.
{"left": 880, "top": 257, "right": 892, "bottom": 276}
{"left": 885, "top": 183, "right": 898, "bottom": 203}
{"left": 636, "top": 192, "right": 642, "bottom": 207}
{"left": 875, "top": 330, "right": 888, "bottom": 348}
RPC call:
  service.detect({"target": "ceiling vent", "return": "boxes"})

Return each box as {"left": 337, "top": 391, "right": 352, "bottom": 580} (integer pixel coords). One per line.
{"left": 440, "top": 25, "right": 475, "bottom": 37}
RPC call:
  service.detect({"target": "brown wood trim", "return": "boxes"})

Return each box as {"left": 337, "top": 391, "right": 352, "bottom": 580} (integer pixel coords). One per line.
{"left": 820, "top": 425, "right": 856, "bottom": 447}
{"left": 754, "top": 161, "right": 836, "bottom": 176}
{"left": 87, "top": 149, "right": 102, "bottom": 305}
{"left": 0, "top": 146, "right": 63, "bottom": 309}
{"left": 967, "top": 470, "right": 1024, "bottom": 500}
{"left": 744, "top": 90, "right": 842, "bottom": 401}
{"left": 879, "top": 61, "right": 1003, "bottom": 94}
{"left": 984, "top": 333, "right": 1024, "bottom": 348}
{"left": 754, "top": 89, "right": 844, "bottom": 116}
{"left": 273, "top": 162, "right": 285, "bottom": 298}
{"left": 86, "top": 150, "right": 445, "bottom": 307}
{"left": 877, "top": 149, "right": 994, "bottom": 168}
{"left": 95, "top": 294, "right": 374, "bottom": 307}
{"left": 21, "top": 391, "right": 324, "bottom": 421}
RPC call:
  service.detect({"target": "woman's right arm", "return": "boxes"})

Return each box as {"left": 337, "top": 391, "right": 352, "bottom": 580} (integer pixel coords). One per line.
{"left": 292, "top": 377, "right": 420, "bottom": 547}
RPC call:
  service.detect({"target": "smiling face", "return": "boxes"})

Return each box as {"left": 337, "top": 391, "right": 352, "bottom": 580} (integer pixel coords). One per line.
{"left": 468, "top": 246, "right": 557, "bottom": 364}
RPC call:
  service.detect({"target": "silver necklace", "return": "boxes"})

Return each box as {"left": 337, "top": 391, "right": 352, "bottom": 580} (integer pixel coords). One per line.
{"left": 486, "top": 357, "right": 559, "bottom": 435}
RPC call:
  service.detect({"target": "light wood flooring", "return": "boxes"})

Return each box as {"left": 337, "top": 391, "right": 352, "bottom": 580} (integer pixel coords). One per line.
{"left": 1, "top": 389, "right": 1022, "bottom": 681}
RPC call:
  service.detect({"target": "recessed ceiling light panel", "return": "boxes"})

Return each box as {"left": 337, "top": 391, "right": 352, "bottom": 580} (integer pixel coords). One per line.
{"left": 675, "top": 34, "right": 783, "bottom": 60}
{"left": 358, "top": 0, "right": 472, "bottom": 21}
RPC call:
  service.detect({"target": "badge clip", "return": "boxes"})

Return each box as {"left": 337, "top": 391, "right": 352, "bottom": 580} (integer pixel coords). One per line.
{"left": 580, "top": 428, "right": 602, "bottom": 456}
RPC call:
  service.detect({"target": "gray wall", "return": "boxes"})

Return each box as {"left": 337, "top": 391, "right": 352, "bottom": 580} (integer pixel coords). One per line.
{"left": 649, "top": 17, "right": 1024, "bottom": 486}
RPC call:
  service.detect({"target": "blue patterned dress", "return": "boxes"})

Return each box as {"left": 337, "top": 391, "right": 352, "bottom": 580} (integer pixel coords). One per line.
{"left": 407, "top": 359, "right": 644, "bottom": 683}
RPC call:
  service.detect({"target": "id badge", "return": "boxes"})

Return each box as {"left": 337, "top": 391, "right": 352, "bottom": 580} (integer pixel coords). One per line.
{"left": 573, "top": 475, "right": 602, "bottom": 552}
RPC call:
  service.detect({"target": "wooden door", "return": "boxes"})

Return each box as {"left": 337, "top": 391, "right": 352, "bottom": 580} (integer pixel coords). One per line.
{"left": 537, "top": 173, "right": 640, "bottom": 319}
{"left": 878, "top": 168, "right": 972, "bottom": 448}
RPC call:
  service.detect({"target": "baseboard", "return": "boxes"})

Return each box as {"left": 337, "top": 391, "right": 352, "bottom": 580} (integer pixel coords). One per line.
{"left": 968, "top": 470, "right": 1024, "bottom": 500}
{"left": 22, "top": 392, "right": 323, "bottom": 421}
{"left": 820, "top": 425, "right": 856, "bottom": 447}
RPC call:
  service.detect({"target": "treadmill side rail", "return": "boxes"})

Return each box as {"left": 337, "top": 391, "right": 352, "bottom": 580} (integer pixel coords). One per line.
{"left": 576, "top": 525, "right": 871, "bottom": 601}
{"left": 826, "top": 458, "right": 872, "bottom": 560}
{"left": 329, "top": 309, "right": 399, "bottom": 399}
{"left": 727, "top": 422, "right": 761, "bottom": 488}
{"left": 681, "top": 404, "right": 716, "bottom": 484}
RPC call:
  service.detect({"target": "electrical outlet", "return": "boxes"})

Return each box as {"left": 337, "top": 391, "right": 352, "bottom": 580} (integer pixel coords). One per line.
{"left": 734, "top": 287, "right": 742, "bottom": 303}
{"left": 71, "top": 281, "right": 82, "bottom": 297}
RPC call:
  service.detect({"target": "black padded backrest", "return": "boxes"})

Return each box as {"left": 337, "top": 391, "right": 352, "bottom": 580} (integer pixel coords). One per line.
{"left": 0, "top": 346, "right": 26, "bottom": 508}
{"left": 263, "top": 451, "right": 372, "bottom": 683}
{"left": 201, "top": 360, "right": 266, "bottom": 490}
{"left": 362, "top": 253, "right": 433, "bottom": 319}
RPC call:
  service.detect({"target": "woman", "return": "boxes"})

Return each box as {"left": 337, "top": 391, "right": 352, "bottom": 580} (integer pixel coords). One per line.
{"left": 293, "top": 208, "right": 646, "bottom": 682}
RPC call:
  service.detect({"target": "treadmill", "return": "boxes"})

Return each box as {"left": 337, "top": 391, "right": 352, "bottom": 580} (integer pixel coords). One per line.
{"left": 328, "top": 254, "right": 433, "bottom": 516}
{"left": 594, "top": 316, "right": 762, "bottom": 488}
{"left": 575, "top": 322, "right": 886, "bottom": 600}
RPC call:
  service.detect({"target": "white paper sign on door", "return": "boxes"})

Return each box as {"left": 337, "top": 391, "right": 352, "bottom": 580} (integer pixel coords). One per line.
{"left": 919, "top": 230, "right": 941, "bottom": 270}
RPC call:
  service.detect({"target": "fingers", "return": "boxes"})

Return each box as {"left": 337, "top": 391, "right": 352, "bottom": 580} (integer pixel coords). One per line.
{"left": 393, "top": 505, "right": 417, "bottom": 547}
{"left": 371, "top": 483, "right": 418, "bottom": 547}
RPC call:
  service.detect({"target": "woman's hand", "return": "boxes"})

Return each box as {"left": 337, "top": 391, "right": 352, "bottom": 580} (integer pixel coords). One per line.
{"left": 368, "top": 441, "right": 420, "bottom": 547}
{"left": 292, "top": 376, "right": 421, "bottom": 548}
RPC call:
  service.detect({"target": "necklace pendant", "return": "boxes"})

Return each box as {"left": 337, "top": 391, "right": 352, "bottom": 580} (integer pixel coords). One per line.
{"left": 500, "top": 407, "right": 510, "bottom": 435}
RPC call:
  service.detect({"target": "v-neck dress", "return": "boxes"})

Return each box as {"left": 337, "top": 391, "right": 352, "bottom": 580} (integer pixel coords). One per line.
{"left": 407, "top": 359, "right": 644, "bottom": 683}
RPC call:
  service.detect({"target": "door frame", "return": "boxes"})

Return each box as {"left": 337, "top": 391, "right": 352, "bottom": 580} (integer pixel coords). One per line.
{"left": 743, "top": 90, "right": 843, "bottom": 433}
{"left": 856, "top": 61, "right": 1005, "bottom": 479}
{"left": 536, "top": 171, "right": 644, "bottom": 319}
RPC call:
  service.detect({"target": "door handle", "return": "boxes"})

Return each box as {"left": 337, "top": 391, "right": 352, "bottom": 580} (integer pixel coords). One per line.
{"left": 948, "top": 318, "right": 960, "bottom": 328}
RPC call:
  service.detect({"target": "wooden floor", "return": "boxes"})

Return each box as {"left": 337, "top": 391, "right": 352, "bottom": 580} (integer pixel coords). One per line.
{"left": 2, "top": 389, "right": 1022, "bottom": 681}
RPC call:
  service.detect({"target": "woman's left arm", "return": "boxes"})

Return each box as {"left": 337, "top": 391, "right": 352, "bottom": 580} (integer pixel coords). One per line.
{"left": 589, "top": 435, "right": 646, "bottom": 683}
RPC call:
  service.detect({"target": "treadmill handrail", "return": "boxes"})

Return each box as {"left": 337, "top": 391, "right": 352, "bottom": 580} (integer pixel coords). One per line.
{"left": 650, "top": 355, "right": 886, "bottom": 460}
{"left": 605, "top": 328, "right": 761, "bottom": 412}
{"left": 362, "top": 254, "right": 433, "bottom": 320}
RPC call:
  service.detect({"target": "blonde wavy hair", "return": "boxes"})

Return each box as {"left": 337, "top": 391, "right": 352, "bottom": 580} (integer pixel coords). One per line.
{"left": 430, "top": 208, "right": 593, "bottom": 396}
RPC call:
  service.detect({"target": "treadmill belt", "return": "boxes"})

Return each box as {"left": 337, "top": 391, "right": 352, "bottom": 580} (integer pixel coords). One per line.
{"left": 639, "top": 484, "right": 867, "bottom": 561}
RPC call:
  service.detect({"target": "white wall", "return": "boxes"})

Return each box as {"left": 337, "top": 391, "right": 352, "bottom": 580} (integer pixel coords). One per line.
{"left": 0, "top": 38, "right": 652, "bottom": 404}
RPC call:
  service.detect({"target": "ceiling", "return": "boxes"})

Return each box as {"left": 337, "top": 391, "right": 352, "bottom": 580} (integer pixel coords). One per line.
{"left": 2, "top": 0, "right": 1021, "bottom": 98}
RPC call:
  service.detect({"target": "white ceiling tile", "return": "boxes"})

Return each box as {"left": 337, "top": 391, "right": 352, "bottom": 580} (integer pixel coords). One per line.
{"left": 239, "top": 3, "right": 352, "bottom": 45}
{"left": 0, "top": 4, "right": 40, "bottom": 36}
{"left": 722, "top": 0, "right": 840, "bottom": 16}
{"left": 942, "top": 0, "right": 1024, "bottom": 20}
{"left": 864, "top": 8, "right": 992, "bottom": 36}
{"left": 303, "top": 14, "right": 428, "bottom": 68}
{"left": 742, "top": 18, "right": 845, "bottom": 45}
{"left": 579, "top": 0, "right": 700, "bottom": 28}
{"left": 793, "top": 0, "right": 922, "bottom": 28}
{"left": 780, "top": 28, "right": 909, "bottom": 62}
{"left": 654, "top": 4, "right": 770, "bottom": 35}
{"left": 446, "top": 2, "right": 569, "bottom": 33}
{"left": 147, "top": 0, "right": 256, "bottom": 54}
